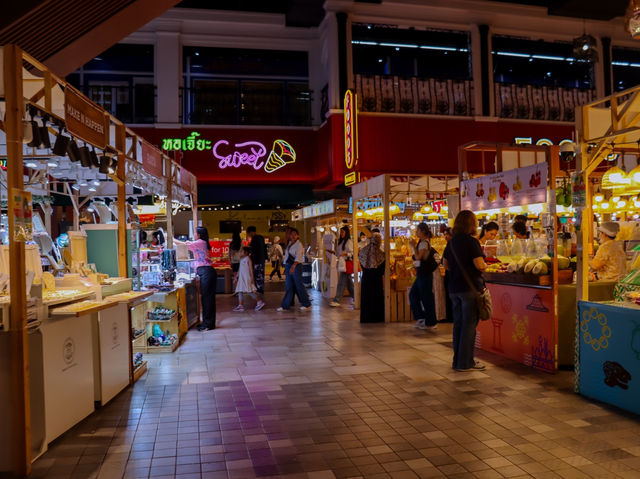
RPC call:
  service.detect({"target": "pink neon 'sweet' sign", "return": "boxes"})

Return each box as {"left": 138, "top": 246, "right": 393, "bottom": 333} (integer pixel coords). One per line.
{"left": 214, "top": 140, "right": 267, "bottom": 170}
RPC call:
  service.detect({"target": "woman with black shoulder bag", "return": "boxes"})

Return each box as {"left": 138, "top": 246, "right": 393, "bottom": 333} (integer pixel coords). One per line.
{"left": 409, "top": 222, "right": 438, "bottom": 331}
{"left": 443, "top": 210, "right": 488, "bottom": 371}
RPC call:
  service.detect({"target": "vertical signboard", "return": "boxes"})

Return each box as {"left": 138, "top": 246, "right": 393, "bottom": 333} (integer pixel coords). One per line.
{"left": 344, "top": 90, "right": 360, "bottom": 186}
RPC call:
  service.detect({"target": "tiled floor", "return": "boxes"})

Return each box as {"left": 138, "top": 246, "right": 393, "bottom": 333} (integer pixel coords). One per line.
{"left": 33, "top": 288, "right": 640, "bottom": 479}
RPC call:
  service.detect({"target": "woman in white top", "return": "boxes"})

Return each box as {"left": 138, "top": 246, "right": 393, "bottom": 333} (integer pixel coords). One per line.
{"left": 329, "top": 226, "right": 354, "bottom": 306}
{"left": 277, "top": 228, "right": 311, "bottom": 311}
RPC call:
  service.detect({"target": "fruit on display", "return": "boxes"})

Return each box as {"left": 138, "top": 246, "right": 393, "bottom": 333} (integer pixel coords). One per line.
{"left": 529, "top": 170, "right": 542, "bottom": 187}
{"left": 524, "top": 260, "right": 537, "bottom": 274}
{"left": 532, "top": 262, "right": 548, "bottom": 275}
{"left": 488, "top": 187, "right": 497, "bottom": 202}
{"left": 513, "top": 176, "right": 523, "bottom": 191}
{"left": 476, "top": 183, "right": 485, "bottom": 197}
{"left": 499, "top": 182, "right": 509, "bottom": 200}
{"left": 557, "top": 255, "right": 571, "bottom": 269}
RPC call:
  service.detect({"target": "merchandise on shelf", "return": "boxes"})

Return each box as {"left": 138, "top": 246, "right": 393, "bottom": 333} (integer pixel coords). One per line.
{"left": 148, "top": 305, "right": 176, "bottom": 321}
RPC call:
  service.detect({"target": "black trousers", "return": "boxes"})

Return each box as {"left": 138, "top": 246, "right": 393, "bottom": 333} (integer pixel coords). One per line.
{"left": 197, "top": 266, "right": 217, "bottom": 329}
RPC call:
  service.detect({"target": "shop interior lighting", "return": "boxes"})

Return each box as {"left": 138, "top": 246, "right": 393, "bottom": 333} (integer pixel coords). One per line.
{"left": 602, "top": 165, "right": 630, "bottom": 190}
{"left": 25, "top": 161, "right": 38, "bottom": 168}
{"left": 573, "top": 33, "right": 598, "bottom": 62}
{"left": 88, "top": 186, "right": 97, "bottom": 192}
{"left": 352, "top": 40, "right": 468, "bottom": 52}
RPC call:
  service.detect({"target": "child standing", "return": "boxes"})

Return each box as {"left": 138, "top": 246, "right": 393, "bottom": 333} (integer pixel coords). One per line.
{"left": 233, "top": 247, "right": 265, "bottom": 312}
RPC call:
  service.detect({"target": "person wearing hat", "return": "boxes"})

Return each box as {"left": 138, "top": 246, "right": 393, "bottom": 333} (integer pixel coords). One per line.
{"left": 591, "top": 222, "right": 627, "bottom": 281}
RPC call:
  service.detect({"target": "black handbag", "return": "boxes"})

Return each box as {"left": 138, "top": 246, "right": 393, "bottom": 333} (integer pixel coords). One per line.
{"left": 420, "top": 245, "right": 439, "bottom": 274}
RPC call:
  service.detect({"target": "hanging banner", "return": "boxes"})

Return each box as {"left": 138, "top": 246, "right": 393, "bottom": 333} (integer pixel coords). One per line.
{"left": 11, "top": 188, "right": 33, "bottom": 241}
{"left": 460, "top": 163, "right": 548, "bottom": 211}
{"left": 141, "top": 141, "right": 164, "bottom": 178}
{"left": 64, "top": 88, "right": 108, "bottom": 149}
{"left": 180, "top": 167, "right": 196, "bottom": 194}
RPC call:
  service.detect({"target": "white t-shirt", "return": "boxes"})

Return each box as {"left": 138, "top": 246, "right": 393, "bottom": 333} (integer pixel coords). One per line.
{"left": 284, "top": 240, "right": 304, "bottom": 264}
{"left": 336, "top": 239, "right": 353, "bottom": 258}
{"left": 413, "top": 239, "right": 430, "bottom": 268}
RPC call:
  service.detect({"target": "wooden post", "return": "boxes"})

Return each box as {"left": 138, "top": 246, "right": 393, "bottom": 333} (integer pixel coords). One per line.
{"left": 191, "top": 189, "right": 198, "bottom": 239}
{"left": 116, "top": 124, "right": 128, "bottom": 278}
{"left": 166, "top": 158, "right": 174, "bottom": 249}
{"left": 352, "top": 194, "right": 360, "bottom": 310}
{"left": 383, "top": 175, "right": 391, "bottom": 322}
{"left": 575, "top": 106, "right": 590, "bottom": 303}
{"left": 4, "top": 43, "right": 32, "bottom": 477}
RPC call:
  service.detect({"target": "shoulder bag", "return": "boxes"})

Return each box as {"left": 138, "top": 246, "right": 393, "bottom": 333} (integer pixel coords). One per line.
{"left": 449, "top": 242, "right": 492, "bottom": 321}
{"left": 420, "top": 240, "right": 439, "bottom": 274}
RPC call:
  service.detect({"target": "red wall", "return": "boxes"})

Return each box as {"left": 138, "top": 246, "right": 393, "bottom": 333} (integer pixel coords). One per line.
{"left": 136, "top": 116, "right": 575, "bottom": 189}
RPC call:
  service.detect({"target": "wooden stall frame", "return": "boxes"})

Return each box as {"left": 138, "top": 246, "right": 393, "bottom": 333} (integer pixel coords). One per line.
{"left": 0, "top": 44, "right": 199, "bottom": 475}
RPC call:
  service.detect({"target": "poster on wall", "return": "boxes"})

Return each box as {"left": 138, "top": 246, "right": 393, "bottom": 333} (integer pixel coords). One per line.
{"left": 11, "top": 188, "right": 33, "bottom": 242}
{"left": 460, "top": 163, "right": 548, "bottom": 211}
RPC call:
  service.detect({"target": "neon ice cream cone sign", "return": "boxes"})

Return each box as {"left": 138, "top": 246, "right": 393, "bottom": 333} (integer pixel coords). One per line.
{"left": 162, "top": 132, "right": 297, "bottom": 174}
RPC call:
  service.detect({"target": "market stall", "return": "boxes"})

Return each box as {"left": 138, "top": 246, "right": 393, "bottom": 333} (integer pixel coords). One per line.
{"left": 0, "top": 44, "right": 199, "bottom": 472}
{"left": 351, "top": 174, "right": 457, "bottom": 321}
{"left": 574, "top": 85, "right": 640, "bottom": 415}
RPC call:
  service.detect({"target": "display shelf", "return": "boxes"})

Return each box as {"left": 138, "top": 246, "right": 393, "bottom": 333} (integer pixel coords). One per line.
{"left": 133, "top": 361, "right": 147, "bottom": 382}
{"left": 146, "top": 342, "right": 179, "bottom": 353}
{"left": 145, "top": 312, "right": 178, "bottom": 323}
{"left": 42, "top": 291, "right": 93, "bottom": 307}
{"left": 49, "top": 300, "right": 115, "bottom": 317}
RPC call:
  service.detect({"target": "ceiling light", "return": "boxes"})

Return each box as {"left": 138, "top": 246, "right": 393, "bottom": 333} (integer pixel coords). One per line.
{"left": 92, "top": 180, "right": 100, "bottom": 186}
{"left": 88, "top": 186, "right": 97, "bottom": 192}
{"left": 602, "top": 165, "right": 630, "bottom": 190}
{"left": 573, "top": 34, "right": 598, "bottom": 62}
{"left": 47, "top": 160, "right": 57, "bottom": 167}
{"left": 87, "top": 206, "right": 94, "bottom": 212}
{"left": 79, "top": 179, "right": 88, "bottom": 186}
{"left": 25, "top": 161, "right": 38, "bottom": 168}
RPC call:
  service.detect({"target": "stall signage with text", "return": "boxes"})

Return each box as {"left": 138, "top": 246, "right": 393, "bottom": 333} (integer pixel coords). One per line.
{"left": 461, "top": 163, "right": 548, "bottom": 211}
{"left": 344, "top": 90, "right": 360, "bottom": 186}
{"left": 515, "top": 136, "right": 617, "bottom": 161}
{"left": 141, "top": 141, "right": 163, "bottom": 178}
{"left": 302, "top": 200, "right": 335, "bottom": 219}
{"left": 11, "top": 188, "right": 32, "bottom": 241}
{"left": 161, "top": 132, "right": 296, "bottom": 174}
{"left": 64, "top": 88, "right": 108, "bottom": 149}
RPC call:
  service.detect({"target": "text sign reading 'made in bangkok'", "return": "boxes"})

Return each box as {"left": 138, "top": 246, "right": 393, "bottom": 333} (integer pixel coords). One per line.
{"left": 162, "top": 132, "right": 296, "bottom": 174}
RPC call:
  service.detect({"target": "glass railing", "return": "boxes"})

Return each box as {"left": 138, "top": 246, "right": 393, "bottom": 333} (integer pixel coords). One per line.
{"left": 79, "top": 84, "right": 156, "bottom": 124}
{"left": 494, "top": 82, "right": 596, "bottom": 122}
{"left": 354, "top": 74, "right": 475, "bottom": 116}
{"left": 181, "top": 80, "right": 313, "bottom": 126}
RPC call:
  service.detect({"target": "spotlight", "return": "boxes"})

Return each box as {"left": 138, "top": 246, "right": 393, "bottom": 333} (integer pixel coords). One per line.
{"left": 92, "top": 180, "right": 100, "bottom": 186}
{"left": 99, "top": 155, "right": 112, "bottom": 174}
{"left": 90, "top": 149, "right": 100, "bottom": 168}
{"left": 26, "top": 107, "right": 41, "bottom": 148}
{"left": 88, "top": 186, "right": 97, "bottom": 192}
{"left": 52, "top": 126, "right": 70, "bottom": 156}
{"left": 78, "top": 146, "right": 92, "bottom": 168}
{"left": 25, "top": 161, "right": 38, "bottom": 168}
{"left": 47, "top": 160, "right": 57, "bottom": 167}
{"left": 109, "top": 158, "right": 118, "bottom": 175}
{"left": 79, "top": 179, "right": 88, "bottom": 187}
{"left": 68, "top": 140, "right": 81, "bottom": 162}
{"left": 573, "top": 34, "right": 598, "bottom": 62}
{"left": 39, "top": 117, "right": 51, "bottom": 149}
{"left": 71, "top": 183, "right": 80, "bottom": 191}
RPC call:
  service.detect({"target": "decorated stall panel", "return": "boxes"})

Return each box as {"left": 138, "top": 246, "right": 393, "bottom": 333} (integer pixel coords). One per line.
{"left": 578, "top": 301, "right": 640, "bottom": 415}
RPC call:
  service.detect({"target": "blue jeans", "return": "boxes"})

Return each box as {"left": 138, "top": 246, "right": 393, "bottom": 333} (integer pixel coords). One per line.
{"left": 409, "top": 272, "right": 437, "bottom": 326}
{"left": 450, "top": 291, "right": 479, "bottom": 369}
{"left": 333, "top": 272, "right": 354, "bottom": 302}
{"left": 281, "top": 263, "right": 311, "bottom": 309}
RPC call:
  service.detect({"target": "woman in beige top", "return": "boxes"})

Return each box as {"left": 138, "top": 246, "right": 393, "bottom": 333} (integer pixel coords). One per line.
{"left": 591, "top": 222, "right": 627, "bottom": 281}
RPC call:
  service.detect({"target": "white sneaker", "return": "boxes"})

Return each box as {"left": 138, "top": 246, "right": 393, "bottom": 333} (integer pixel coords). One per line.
{"left": 330, "top": 301, "right": 340, "bottom": 307}
{"left": 414, "top": 319, "right": 426, "bottom": 330}
{"left": 255, "top": 301, "right": 265, "bottom": 311}
{"left": 299, "top": 305, "right": 312, "bottom": 312}
{"left": 276, "top": 307, "right": 286, "bottom": 312}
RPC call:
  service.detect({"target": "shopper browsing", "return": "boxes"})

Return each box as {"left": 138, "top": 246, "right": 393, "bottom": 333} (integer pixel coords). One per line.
{"left": 277, "top": 228, "right": 312, "bottom": 312}
{"left": 269, "top": 236, "right": 284, "bottom": 281}
{"left": 443, "top": 210, "right": 487, "bottom": 371}
{"left": 228, "top": 229, "right": 242, "bottom": 276}
{"left": 233, "top": 246, "right": 265, "bottom": 312}
{"left": 330, "top": 226, "right": 354, "bottom": 307}
{"left": 409, "top": 223, "right": 438, "bottom": 330}
{"left": 175, "top": 226, "right": 216, "bottom": 331}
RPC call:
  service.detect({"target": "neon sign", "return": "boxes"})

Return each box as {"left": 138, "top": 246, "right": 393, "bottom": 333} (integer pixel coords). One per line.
{"left": 161, "top": 132, "right": 297, "bottom": 173}
{"left": 344, "top": 90, "right": 359, "bottom": 186}
{"left": 162, "top": 131, "right": 211, "bottom": 151}
{"left": 514, "top": 137, "right": 616, "bottom": 160}
{"left": 215, "top": 139, "right": 295, "bottom": 173}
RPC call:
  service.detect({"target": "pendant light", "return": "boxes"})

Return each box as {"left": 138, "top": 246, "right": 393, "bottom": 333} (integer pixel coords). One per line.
{"left": 601, "top": 165, "right": 630, "bottom": 191}
{"left": 627, "top": 162, "right": 640, "bottom": 193}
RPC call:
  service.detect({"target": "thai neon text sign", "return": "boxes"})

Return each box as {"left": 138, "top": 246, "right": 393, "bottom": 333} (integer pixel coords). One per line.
{"left": 162, "top": 131, "right": 212, "bottom": 151}
{"left": 344, "top": 90, "right": 359, "bottom": 186}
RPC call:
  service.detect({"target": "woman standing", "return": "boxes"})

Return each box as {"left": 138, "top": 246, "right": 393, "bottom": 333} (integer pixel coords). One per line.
{"left": 591, "top": 222, "right": 627, "bottom": 281}
{"left": 358, "top": 233, "right": 386, "bottom": 323}
{"left": 277, "top": 228, "right": 312, "bottom": 312}
{"left": 178, "top": 226, "right": 217, "bottom": 331}
{"left": 330, "top": 226, "right": 354, "bottom": 307}
{"left": 409, "top": 223, "right": 438, "bottom": 330}
{"left": 478, "top": 221, "right": 499, "bottom": 246}
{"left": 443, "top": 211, "right": 487, "bottom": 371}
{"left": 228, "top": 229, "right": 242, "bottom": 276}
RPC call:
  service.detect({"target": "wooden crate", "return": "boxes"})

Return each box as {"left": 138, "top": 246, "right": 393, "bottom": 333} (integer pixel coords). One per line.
{"left": 390, "top": 288, "right": 413, "bottom": 322}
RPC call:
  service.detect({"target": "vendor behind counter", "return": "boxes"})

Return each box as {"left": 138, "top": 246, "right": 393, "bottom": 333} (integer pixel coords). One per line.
{"left": 591, "top": 222, "right": 627, "bottom": 282}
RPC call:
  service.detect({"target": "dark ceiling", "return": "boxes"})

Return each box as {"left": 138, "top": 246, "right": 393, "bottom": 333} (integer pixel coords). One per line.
{"left": 176, "top": 0, "right": 629, "bottom": 27}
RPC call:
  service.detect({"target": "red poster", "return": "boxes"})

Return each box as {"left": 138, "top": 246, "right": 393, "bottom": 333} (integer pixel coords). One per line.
{"left": 141, "top": 141, "right": 164, "bottom": 178}
{"left": 210, "top": 240, "right": 231, "bottom": 259}
{"left": 476, "top": 283, "right": 556, "bottom": 372}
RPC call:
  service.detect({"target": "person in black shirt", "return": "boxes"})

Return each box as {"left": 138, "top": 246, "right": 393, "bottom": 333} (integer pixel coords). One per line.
{"left": 247, "top": 226, "right": 266, "bottom": 300}
{"left": 443, "top": 210, "right": 487, "bottom": 372}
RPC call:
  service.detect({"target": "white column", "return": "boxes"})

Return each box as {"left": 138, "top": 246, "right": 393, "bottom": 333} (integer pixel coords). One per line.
{"left": 470, "top": 24, "right": 484, "bottom": 117}
{"left": 155, "top": 31, "right": 181, "bottom": 125}
{"left": 308, "top": 39, "right": 324, "bottom": 126}
{"left": 325, "top": 13, "right": 341, "bottom": 110}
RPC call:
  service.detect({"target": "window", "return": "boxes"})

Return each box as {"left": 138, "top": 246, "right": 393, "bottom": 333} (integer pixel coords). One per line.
{"left": 492, "top": 35, "right": 594, "bottom": 89}
{"left": 352, "top": 24, "right": 472, "bottom": 80}
{"left": 612, "top": 47, "right": 640, "bottom": 91}
{"left": 183, "top": 47, "right": 311, "bottom": 125}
